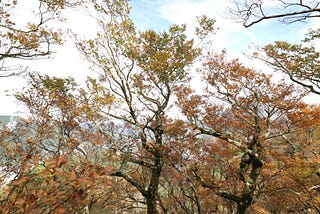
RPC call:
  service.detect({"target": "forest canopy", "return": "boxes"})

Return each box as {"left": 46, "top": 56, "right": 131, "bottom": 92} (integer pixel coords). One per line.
{"left": 0, "top": 0, "right": 319, "bottom": 213}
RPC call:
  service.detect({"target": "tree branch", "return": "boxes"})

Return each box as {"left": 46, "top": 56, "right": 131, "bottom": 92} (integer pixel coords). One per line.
{"left": 111, "top": 171, "right": 147, "bottom": 196}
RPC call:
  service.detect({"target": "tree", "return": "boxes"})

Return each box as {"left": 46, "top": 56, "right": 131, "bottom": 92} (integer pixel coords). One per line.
{"left": 231, "top": 0, "right": 320, "bottom": 96}
{"left": 257, "top": 31, "right": 320, "bottom": 95}
{"left": 77, "top": 0, "right": 201, "bottom": 213}
{"left": 231, "top": 0, "right": 320, "bottom": 27}
{"left": 2, "top": 1, "right": 319, "bottom": 213}
{"left": 231, "top": 0, "right": 320, "bottom": 95}
{"left": 0, "top": 73, "right": 113, "bottom": 213}
{"left": 0, "top": 0, "right": 79, "bottom": 77}
{"left": 176, "top": 50, "right": 314, "bottom": 213}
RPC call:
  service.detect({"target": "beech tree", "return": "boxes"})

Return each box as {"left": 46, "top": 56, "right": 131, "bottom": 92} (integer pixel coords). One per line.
{"left": 0, "top": 74, "right": 113, "bottom": 213}
{"left": 231, "top": 0, "right": 320, "bottom": 94}
{"left": 176, "top": 51, "right": 316, "bottom": 213}
{"left": 231, "top": 0, "right": 320, "bottom": 27}
{"left": 77, "top": 0, "right": 202, "bottom": 213}
{"left": 0, "top": 0, "right": 79, "bottom": 76}
{"left": 257, "top": 31, "right": 320, "bottom": 95}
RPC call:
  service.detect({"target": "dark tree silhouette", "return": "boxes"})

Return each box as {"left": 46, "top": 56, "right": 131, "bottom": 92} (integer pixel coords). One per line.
{"left": 231, "top": 0, "right": 320, "bottom": 27}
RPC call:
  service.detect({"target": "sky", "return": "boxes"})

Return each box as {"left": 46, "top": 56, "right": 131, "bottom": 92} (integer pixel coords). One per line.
{"left": 0, "top": 0, "right": 318, "bottom": 115}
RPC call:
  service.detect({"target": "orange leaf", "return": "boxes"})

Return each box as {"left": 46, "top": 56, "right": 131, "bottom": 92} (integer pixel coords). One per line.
{"left": 55, "top": 208, "right": 66, "bottom": 214}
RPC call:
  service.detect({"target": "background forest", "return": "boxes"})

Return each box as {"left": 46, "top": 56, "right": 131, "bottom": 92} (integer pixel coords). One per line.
{"left": 0, "top": 0, "right": 319, "bottom": 213}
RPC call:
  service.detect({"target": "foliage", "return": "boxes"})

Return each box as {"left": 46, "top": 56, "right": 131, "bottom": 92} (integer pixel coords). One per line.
{"left": 0, "top": 74, "right": 112, "bottom": 213}
{"left": 176, "top": 50, "right": 318, "bottom": 214}
{"left": 77, "top": 1, "right": 201, "bottom": 213}
{"left": 0, "top": 0, "right": 319, "bottom": 213}
{"left": 0, "top": 0, "right": 80, "bottom": 77}
{"left": 231, "top": 0, "right": 320, "bottom": 96}
{"left": 259, "top": 34, "right": 320, "bottom": 95}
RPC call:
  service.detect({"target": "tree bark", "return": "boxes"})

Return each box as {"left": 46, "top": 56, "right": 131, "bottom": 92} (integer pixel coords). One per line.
{"left": 146, "top": 196, "right": 158, "bottom": 214}
{"left": 236, "top": 152, "right": 263, "bottom": 214}
{"left": 145, "top": 148, "right": 162, "bottom": 214}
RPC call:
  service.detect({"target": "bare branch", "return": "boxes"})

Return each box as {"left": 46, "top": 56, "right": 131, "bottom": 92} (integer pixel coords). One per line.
{"left": 230, "top": 0, "right": 320, "bottom": 27}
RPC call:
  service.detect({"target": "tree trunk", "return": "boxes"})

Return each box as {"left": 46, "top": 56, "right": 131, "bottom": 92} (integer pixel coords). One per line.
{"left": 145, "top": 147, "right": 162, "bottom": 214}
{"left": 237, "top": 202, "right": 248, "bottom": 214}
{"left": 236, "top": 151, "right": 263, "bottom": 214}
{"left": 146, "top": 197, "right": 158, "bottom": 214}
{"left": 145, "top": 170, "right": 160, "bottom": 214}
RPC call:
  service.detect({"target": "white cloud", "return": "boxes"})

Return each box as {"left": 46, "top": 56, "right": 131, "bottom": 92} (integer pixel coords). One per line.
{"left": 155, "top": 0, "right": 255, "bottom": 50}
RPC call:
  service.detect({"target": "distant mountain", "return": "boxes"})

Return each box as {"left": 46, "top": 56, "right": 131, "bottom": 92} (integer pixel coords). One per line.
{"left": 0, "top": 115, "right": 17, "bottom": 129}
